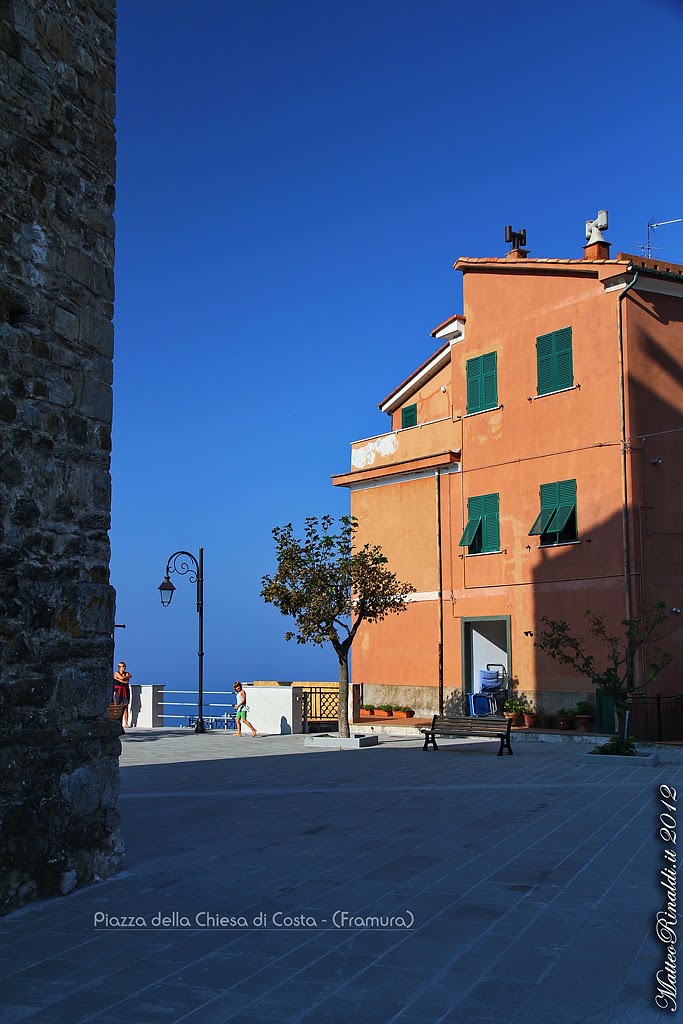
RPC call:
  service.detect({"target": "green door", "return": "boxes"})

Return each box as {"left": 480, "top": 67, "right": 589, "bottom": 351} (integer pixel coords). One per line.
{"left": 595, "top": 691, "right": 615, "bottom": 734}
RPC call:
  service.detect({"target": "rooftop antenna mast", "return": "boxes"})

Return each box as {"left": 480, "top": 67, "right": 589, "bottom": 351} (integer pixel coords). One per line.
{"left": 646, "top": 218, "right": 682, "bottom": 258}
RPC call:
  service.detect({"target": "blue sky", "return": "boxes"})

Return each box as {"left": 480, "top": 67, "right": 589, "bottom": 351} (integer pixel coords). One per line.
{"left": 112, "top": 0, "right": 683, "bottom": 694}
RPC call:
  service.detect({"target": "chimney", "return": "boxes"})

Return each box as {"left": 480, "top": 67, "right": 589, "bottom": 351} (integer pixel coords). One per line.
{"left": 584, "top": 210, "right": 611, "bottom": 259}
{"left": 584, "top": 239, "right": 611, "bottom": 259}
{"left": 505, "top": 225, "right": 528, "bottom": 259}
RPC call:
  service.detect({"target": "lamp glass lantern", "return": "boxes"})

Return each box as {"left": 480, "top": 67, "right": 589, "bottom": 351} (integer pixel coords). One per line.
{"left": 158, "top": 576, "right": 176, "bottom": 607}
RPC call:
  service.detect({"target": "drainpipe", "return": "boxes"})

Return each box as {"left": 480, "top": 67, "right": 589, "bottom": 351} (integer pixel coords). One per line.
{"left": 617, "top": 266, "right": 640, "bottom": 626}
{"left": 436, "top": 469, "right": 444, "bottom": 714}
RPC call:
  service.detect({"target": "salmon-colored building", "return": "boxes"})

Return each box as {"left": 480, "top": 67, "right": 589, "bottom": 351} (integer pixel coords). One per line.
{"left": 333, "top": 226, "right": 683, "bottom": 721}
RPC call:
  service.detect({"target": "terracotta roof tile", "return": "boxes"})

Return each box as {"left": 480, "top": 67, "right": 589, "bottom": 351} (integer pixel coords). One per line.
{"left": 455, "top": 256, "right": 630, "bottom": 266}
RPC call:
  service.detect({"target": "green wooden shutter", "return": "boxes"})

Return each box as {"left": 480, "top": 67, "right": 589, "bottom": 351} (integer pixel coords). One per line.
{"left": 529, "top": 482, "right": 558, "bottom": 535}
{"left": 401, "top": 404, "right": 417, "bottom": 428}
{"left": 466, "top": 357, "right": 483, "bottom": 414}
{"left": 540, "top": 482, "right": 559, "bottom": 508}
{"left": 482, "top": 492, "right": 500, "bottom": 552}
{"left": 536, "top": 333, "right": 554, "bottom": 395}
{"left": 547, "top": 478, "right": 576, "bottom": 531}
{"left": 482, "top": 352, "right": 498, "bottom": 409}
{"left": 537, "top": 328, "right": 573, "bottom": 395}
{"left": 554, "top": 327, "right": 573, "bottom": 390}
{"left": 459, "top": 495, "right": 484, "bottom": 546}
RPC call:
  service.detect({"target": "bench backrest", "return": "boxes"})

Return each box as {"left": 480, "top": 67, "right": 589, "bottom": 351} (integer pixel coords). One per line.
{"left": 429, "top": 715, "right": 510, "bottom": 735}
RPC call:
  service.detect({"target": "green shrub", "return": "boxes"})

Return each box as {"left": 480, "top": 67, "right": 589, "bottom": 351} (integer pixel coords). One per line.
{"left": 504, "top": 697, "right": 527, "bottom": 714}
{"left": 575, "top": 700, "right": 593, "bottom": 716}
{"left": 556, "top": 706, "right": 575, "bottom": 718}
{"left": 361, "top": 704, "right": 375, "bottom": 711}
{"left": 594, "top": 736, "right": 638, "bottom": 756}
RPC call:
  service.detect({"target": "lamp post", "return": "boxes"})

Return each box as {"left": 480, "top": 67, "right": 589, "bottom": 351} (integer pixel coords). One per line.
{"left": 158, "top": 548, "right": 205, "bottom": 734}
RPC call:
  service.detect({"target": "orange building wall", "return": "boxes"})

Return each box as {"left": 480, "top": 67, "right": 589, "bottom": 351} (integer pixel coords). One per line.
{"left": 342, "top": 261, "right": 683, "bottom": 713}
{"left": 389, "top": 363, "right": 452, "bottom": 431}
{"left": 622, "top": 288, "right": 683, "bottom": 690}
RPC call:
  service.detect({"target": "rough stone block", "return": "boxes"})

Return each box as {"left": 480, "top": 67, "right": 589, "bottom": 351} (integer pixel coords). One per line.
{"left": 54, "top": 305, "right": 79, "bottom": 341}
{"left": 0, "top": 0, "right": 120, "bottom": 916}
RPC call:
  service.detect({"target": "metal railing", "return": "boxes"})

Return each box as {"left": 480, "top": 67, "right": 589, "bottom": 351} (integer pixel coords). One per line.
{"left": 302, "top": 687, "right": 339, "bottom": 732}
{"left": 158, "top": 689, "right": 236, "bottom": 729}
{"left": 628, "top": 695, "right": 683, "bottom": 743}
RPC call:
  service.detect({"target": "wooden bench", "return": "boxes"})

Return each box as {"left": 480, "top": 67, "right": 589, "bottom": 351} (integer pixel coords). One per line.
{"left": 421, "top": 715, "right": 513, "bottom": 755}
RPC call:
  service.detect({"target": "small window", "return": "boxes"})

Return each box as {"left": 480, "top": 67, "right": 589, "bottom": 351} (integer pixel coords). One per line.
{"left": 536, "top": 327, "right": 573, "bottom": 396}
{"left": 401, "top": 404, "right": 417, "bottom": 428}
{"left": 466, "top": 351, "right": 498, "bottom": 414}
{"left": 529, "top": 479, "right": 577, "bottom": 545}
{"left": 459, "top": 493, "right": 500, "bottom": 554}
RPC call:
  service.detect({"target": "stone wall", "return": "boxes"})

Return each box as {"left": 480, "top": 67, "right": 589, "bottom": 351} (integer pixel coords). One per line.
{"left": 0, "top": 0, "right": 122, "bottom": 914}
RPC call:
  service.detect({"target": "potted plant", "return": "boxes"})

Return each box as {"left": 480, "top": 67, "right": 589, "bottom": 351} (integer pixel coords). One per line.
{"left": 392, "top": 705, "right": 415, "bottom": 719}
{"left": 556, "top": 706, "right": 576, "bottom": 730}
{"left": 374, "top": 704, "right": 393, "bottom": 718}
{"left": 359, "top": 704, "right": 375, "bottom": 718}
{"left": 503, "top": 697, "right": 524, "bottom": 726}
{"left": 575, "top": 699, "right": 594, "bottom": 733}
{"left": 536, "top": 705, "right": 552, "bottom": 729}
{"left": 522, "top": 699, "right": 538, "bottom": 728}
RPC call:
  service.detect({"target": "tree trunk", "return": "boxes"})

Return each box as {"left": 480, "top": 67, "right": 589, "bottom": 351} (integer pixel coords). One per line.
{"left": 338, "top": 653, "right": 350, "bottom": 738}
{"left": 616, "top": 707, "right": 628, "bottom": 741}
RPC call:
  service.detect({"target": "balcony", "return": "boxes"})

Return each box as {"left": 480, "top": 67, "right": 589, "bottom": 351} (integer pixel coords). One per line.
{"left": 333, "top": 417, "right": 460, "bottom": 487}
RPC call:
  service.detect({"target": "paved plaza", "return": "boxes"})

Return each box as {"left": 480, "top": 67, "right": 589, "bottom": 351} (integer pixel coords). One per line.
{"left": 1, "top": 729, "right": 681, "bottom": 1023}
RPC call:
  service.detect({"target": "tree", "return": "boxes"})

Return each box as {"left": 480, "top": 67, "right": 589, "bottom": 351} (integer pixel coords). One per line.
{"left": 534, "top": 603, "right": 672, "bottom": 741}
{"left": 261, "top": 515, "right": 416, "bottom": 738}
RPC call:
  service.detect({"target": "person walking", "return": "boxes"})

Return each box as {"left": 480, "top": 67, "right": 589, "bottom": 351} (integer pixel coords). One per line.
{"left": 233, "top": 682, "right": 256, "bottom": 736}
{"left": 113, "top": 661, "right": 132, "bottom": 728}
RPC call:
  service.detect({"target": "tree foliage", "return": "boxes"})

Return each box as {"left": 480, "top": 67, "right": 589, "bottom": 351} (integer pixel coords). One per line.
{"left": 261, "top": 515, "right": 415, "bottom": 736}
{"left": 534, "top": 603, "right": 672, "bottom": 738}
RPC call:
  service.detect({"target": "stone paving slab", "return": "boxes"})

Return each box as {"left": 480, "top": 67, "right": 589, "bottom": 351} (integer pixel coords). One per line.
{"left": 0, "top": 731, "right": 681, "bottom": 1023}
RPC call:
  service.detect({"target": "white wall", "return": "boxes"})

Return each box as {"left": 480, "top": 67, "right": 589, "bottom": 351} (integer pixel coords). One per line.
{"left": 471, "top": 622, "right": 508, "bottom": 692}
{"left": 130, "top": 685, "right": 164, "bottom": 728}
{"left": 242, "top": 685, "right": 303, "bottom": 735}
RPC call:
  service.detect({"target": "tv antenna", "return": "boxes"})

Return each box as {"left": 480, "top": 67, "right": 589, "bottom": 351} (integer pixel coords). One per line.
{"left": 639, "top": 218, "right": 683, "bottom": 258}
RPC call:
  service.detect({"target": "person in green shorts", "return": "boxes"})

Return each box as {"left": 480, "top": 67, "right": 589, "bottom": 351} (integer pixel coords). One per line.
{"left": 233, "top": 682, "right": 257, "bottom": 736}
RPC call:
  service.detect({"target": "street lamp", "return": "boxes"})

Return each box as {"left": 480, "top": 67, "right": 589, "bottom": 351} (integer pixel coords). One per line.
{"left": 158, "top": 548, "right": 205, "bottom": 734}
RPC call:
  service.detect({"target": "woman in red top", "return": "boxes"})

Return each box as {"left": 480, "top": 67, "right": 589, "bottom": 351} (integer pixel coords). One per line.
{"left": 113, "top": 661, "right": 132, "bottom": 727}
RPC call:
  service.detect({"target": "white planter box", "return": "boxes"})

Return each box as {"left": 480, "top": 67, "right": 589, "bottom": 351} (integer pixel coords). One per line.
{"left": 304, "top": 733, "right": 379, "bottom": 749}
{"left": 580, "top": 750, "right": 659, "bottom": 767}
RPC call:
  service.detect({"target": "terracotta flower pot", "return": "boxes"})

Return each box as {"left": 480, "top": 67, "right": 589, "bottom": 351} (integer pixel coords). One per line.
{"left": 523, "top": 713, "right": 538, "bottom": 729}
{"left": 575, "top": 715, "right": 593, "bottom": 733}
{"left": 558, "top": 716, "right": 575, "bottom": 730}
{"left": 359, "top": 709, "right": 375, "bottom": 718}
{"left": 504, "top": 712, "right": 522, "bottom": 726}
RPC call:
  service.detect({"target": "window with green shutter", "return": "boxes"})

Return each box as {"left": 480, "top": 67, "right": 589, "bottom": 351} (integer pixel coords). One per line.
{"left": 459, "top": 493, "right": 500, "bottom": 554}
{"left": 529, "top": 479, "right": 577, "bottom": 545}
{"left": 401, "top": 403, "right": 417, "bottom": 428}
{"left": 466, "top": 352, "right": 498, "bottom": 414}
{"left": 536, "top": 327, "right": 573, "bottom": 396}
